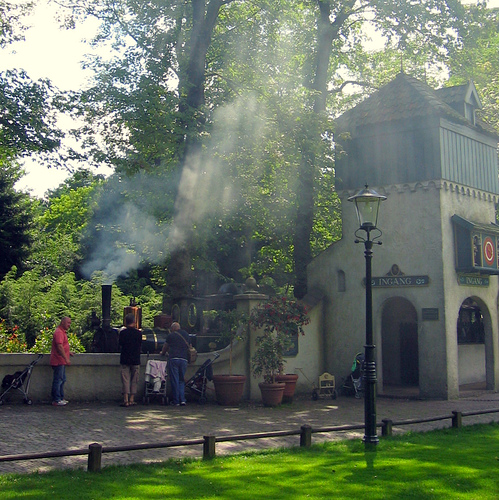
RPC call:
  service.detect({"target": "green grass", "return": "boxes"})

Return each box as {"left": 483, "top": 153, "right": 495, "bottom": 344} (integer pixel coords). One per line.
{"left": 1, "top": 424, "right": 499, "bottom": 499}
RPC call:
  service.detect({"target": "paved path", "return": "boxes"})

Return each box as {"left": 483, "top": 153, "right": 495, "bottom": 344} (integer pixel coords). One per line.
{"left": 1, "top": 389, "right": 499, "bottom": 475}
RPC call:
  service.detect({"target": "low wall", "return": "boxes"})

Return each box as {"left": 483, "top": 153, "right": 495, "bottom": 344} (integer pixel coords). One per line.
{"left": 0, "top": 295, "right": 325, "bottom": 404}
{"left": 0, "top": 353, "right": 216, "bottom": 404}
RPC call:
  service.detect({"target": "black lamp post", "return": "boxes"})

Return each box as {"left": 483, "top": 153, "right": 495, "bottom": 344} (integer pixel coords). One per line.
{"left": 348, "top": 185, "right": 386, "bottom": 448}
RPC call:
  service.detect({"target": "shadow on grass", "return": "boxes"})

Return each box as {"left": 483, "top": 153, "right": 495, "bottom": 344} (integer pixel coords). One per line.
{"left": 1, "top": 424, "right": 498, "bottom": 499}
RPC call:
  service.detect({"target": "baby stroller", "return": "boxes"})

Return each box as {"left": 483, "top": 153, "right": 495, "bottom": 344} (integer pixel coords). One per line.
{"left": 0, "top": 354, "right": 43, "bottom": 405}
{"left": 185, "top": 352, "right": 220, "bottom": 404}
{"left": 143, "top": 359, "right": 168, "bottom": 405}
{"left": 341, "top": 352, "right": 364, "bottom": 398}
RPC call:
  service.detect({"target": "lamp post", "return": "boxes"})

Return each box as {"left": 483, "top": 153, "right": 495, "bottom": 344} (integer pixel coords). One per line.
{"left": 348, "top": 185, "right": 386, "bottom": 448}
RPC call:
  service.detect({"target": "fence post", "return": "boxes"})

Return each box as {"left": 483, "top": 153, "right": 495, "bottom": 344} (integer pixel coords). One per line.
{"left": 452, "top": 411, "right": 462, "bottom": 429}
{"left": 88, "top": 443, "right": 102, "bottom": 472}
{"left": 203, "top": 435, "right": 216, "bottom": 459}
{"left": 382, "top": 419, "right": 393, "bottom": 437}
{"left": 300, "top": 425, "right": 312, "bottom": 447}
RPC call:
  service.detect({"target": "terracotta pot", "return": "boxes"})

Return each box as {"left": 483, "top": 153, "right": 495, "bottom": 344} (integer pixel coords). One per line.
{"left": 258, "top": 382, "right": 285, "bottom": 407}
{"left": 275, "top": 373, "right": 299, "bottom": 403}
{"left": 212, "top": 375, "right": 246, "bottom": 406}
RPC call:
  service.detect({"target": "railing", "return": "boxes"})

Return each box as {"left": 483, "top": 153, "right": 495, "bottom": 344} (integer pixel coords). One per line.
{"left": 1, "top": 407, "right": 498, "bottom": 472}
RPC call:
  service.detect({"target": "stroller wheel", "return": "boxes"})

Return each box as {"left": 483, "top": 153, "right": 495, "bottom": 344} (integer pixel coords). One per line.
{"left": 198, "top": 396, "right": 207, "bottom": 405}
{"left": 24, "top": 398, "right": 33, "bottom": 405}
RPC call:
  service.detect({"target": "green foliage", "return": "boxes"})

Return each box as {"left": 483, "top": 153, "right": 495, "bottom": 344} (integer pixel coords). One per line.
{"left": 0, "top": 0, "right": 32, "bottom": 47}
{"left": 0, "top": 69, "right": 62, "bottom": 160}
{"left": 0, "top": 160, "right": 33, "bottom": 278}
{"left": 248, "top": 296, "right": 310, "bottom": 383}
{"left": 0, "top": 319, "right": 26, "bottom": 353}
{"left": 446, "top": 5, "right": 499, "bottom": 131}
{"left": 28, "top": 327, "right": 85, "bottom": 354}
{"left": 0, "top": 267, "right": 162, "bottom": 351}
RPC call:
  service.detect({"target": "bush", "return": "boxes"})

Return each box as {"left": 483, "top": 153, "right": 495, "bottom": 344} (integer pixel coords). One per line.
{"left": 0, "top": 319, "right": 27, "bottom": 353}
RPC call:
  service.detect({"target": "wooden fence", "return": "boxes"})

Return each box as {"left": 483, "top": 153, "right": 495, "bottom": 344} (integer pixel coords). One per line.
{"left": 1, "top": 407, "right": 498, "bottom": 472}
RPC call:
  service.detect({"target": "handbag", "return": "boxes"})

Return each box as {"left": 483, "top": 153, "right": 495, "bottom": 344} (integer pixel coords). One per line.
{"left": 175, "top": 331, "right": 197, "bottom": 364}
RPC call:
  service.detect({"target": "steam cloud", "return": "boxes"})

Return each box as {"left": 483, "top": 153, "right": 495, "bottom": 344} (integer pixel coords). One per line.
{"left": 81, "top": 94, "right": 265, "bottom": 282}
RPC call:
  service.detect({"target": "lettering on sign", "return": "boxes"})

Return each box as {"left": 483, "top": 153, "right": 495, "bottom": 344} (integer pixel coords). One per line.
{"left": 366, "top": 276, "right": 430, "bottom": 288}
{"left": 457, "top": 274, "right": 489, "bottom": 287}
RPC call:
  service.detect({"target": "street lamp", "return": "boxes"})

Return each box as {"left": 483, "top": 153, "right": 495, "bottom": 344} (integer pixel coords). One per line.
{"left": 348, "top": 185, "right": 387, "bottom": 448}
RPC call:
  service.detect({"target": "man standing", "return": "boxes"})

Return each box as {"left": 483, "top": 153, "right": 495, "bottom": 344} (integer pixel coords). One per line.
{"left": 119, "top": 313, "right": 142, "bottom": 407}
{"left": 50, "top": 316, "right": 73, "bottom": 406}
{"left": 161, "top": 322, "right": 190, "bottom": 406}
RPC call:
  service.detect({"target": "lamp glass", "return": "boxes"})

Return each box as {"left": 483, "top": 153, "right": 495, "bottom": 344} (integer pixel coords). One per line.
{"left": 355, "top": 197, "right": 381, "bottom": 229}
{"left": 348, "top": 186, "right": 386, "bottom": 229}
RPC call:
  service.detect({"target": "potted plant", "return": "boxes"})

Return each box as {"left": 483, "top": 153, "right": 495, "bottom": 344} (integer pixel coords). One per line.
{"left": 249, "top": 296, "right": 310, "bottom": 405}
{"left": 210, "top": 309, "right": 247, "bottom": 406}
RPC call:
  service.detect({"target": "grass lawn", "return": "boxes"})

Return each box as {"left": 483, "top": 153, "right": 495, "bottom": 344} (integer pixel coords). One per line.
{"left": 1, "top": 423, "right": 498, "bottom": 499}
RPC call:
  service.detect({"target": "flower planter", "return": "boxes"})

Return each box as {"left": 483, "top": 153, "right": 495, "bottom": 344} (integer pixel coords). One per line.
{"left": 275, "top": 373, "right": 299, "bottom": 403}
{"left": 213, "top": 374, "right": 246, "bottom": 406}
{"left": 258, "top": 382, "right": 285, "bottom": 407}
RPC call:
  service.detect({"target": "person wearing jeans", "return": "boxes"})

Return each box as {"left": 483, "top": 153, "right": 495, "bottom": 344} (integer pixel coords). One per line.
{"left": 50, "top": 317, "right": 73, "bottom": 406}
{"left": 161, "top": 322, "right": 190, "bottom": 406}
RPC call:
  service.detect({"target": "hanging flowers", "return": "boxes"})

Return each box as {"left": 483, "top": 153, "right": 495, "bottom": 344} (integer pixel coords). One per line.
{"left": 248, "top": 296, "right": 310, "bottom": 337}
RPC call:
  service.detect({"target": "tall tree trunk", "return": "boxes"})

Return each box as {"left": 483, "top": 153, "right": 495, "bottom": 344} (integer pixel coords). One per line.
{"left": 167, "top": 0, "right": 227, "bottom": 300}
{"left": 293, "top": 0, "right": 350, "bottom": 298}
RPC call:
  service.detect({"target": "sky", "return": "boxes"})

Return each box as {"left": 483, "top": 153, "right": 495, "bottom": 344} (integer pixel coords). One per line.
{"left": 2, "top": 0, "right": 499, "bottom": 198}
{"left": 1, "top": 0, "right": 103, "bottom": 197}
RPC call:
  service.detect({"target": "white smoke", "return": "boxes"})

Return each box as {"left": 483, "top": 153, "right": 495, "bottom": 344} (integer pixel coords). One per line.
{"left": 81, "top": 94, "right": 266, "bottom": 282}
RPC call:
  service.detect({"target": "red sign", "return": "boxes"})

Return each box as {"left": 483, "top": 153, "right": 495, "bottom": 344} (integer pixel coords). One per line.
{"left": 483, "top": 236, "right": 496, "bottom": 266}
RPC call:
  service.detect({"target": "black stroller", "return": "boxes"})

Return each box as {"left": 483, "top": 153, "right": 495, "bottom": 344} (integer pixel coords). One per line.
{"left": 0, "top": 354, "right": 43, "bottom": 405}
{"left": 185, "top": 352, "right": 220, "bottom": 404}
{"left": 340, "top": 352, "right": 364, "bottom": 398}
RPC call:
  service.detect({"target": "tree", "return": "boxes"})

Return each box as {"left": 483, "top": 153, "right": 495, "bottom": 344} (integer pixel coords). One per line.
{"left": 55, "top": 0, "right": 468, "bottom": 299}
{"left": 0, "top": 0, "right": 33, "bottom": 48}
{"left": 0, "top": 159, "right": 33, "bottom": 278}
{"left": 291, "top": 0, "right": 466, "bottom": 297}
{"left": 0, "top": 69, "right": 63, "bottom": 160}
{"left": 446, "top": 3, "right": 499, "bottom": 130}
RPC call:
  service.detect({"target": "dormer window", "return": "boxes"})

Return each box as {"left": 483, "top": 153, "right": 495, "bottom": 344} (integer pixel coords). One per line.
{"left": 465, "top": 102, "right": 476, "bottom": 125}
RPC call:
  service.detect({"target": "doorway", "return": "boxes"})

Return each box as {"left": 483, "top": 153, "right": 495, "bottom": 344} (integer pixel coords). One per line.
{"left": 381, "top": 297, "right": 419, "bottom": 388}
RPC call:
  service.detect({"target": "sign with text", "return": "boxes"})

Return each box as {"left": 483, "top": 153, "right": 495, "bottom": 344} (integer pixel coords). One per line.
{"left": 457, "top": 274, "right": 489, "bottom": 287}
{"left": 365, "top": 275, "right": 430, "bottom": 288}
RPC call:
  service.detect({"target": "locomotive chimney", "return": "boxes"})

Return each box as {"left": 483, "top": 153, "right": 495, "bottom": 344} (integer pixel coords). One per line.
{"left": 102, "top": 285, "right": 112, "bottom": 329}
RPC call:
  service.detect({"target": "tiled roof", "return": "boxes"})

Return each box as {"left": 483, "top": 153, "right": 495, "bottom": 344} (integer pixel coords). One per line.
{"left": 336, "top": 73, "right": 472, "bottom": 130}
{"left": 436, "top": 84, "right": 469, "bottom": 105}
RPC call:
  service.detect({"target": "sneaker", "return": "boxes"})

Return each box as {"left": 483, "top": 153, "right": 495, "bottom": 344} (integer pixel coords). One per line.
{"left": 180, "top": 402, "right": 186, "bottom": 406}
{"left": 52, "top": 400, "right": 67, "bottom": 406}
{"left": 61, "top": 399, "right": 69, "bottom": 404}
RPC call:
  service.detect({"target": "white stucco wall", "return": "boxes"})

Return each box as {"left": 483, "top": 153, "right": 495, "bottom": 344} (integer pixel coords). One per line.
{"left": 307, "top": 180, "right": 499, "bottom": 399}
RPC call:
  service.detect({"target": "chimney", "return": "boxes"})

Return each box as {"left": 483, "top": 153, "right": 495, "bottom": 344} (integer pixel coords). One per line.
{"left": 102, "top": 285, "right": 112, "bottom": 329}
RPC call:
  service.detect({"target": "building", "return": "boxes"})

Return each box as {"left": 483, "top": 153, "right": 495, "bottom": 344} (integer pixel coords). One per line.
{"left": 308, "top": 73, "right": 499, "bottom": 399}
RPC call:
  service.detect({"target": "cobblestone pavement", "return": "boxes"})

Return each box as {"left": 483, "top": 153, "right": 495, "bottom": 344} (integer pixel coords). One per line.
{"left": 1, "top": 389, "right": 499, "bottom": 475}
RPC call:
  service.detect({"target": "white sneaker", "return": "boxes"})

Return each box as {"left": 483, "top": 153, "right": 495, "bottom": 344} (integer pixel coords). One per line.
{"left": 61, "top": 399, "right": 69, "bottom": 404}
{"left": 52, "top": 400, "right": 67, "bottom": 406}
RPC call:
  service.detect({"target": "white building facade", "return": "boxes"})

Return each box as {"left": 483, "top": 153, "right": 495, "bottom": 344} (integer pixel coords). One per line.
{"left": 308, "top": 74, "right": 499, "bottom": 399}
